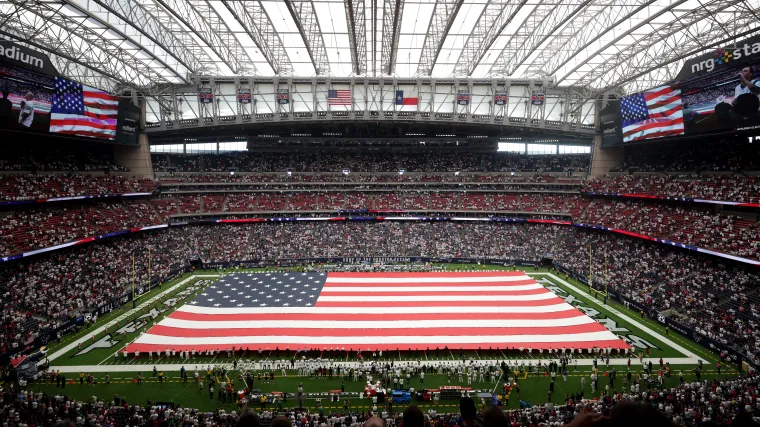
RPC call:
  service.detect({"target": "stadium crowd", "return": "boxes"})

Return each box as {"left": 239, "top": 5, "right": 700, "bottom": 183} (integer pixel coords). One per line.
{"left": 0, "top": 174, "right": 156, "bottom": 202}
{"left": 584, "top": 174, "right": 760, "bottom": 204}
{"left": 2, "top": 223, "right": 760, "bottom": 365}
{"left": 611, "top": 139, "right": 760, "bottom": 172}
{"left": 3, "top": 372, "right": 760, "bottom": 426}
{"left": 152, "top": 152, "right": 590, "bottom": 173}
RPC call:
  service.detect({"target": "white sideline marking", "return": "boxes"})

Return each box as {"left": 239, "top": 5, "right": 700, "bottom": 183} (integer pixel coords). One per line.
{"left": 534, "top": 272, "right": 704, "bottom": 364}
{"left": 44, "top": 275, "right": 220, "bottom": 365}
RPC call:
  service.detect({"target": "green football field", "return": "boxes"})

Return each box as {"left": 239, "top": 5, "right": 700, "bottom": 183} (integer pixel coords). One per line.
{"left": 26, "top": 265, "right": 738, "bottom": 413}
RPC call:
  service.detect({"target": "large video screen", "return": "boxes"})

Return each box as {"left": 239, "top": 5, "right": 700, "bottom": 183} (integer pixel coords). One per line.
{"left": 603, "top": 35, "right": 760, "bottom": 146}
{"left": 0, "top": 65, "right": 54, "bottom": 134}
{"left": 682, "top": 63, "right": 760, "bottom": 135}
{"left": 49, "top": 77, "right": 120, "bottom": 140}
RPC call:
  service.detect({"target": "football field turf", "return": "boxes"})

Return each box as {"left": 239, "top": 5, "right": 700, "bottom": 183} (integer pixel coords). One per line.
{"left": 27, "top": 266, "right": 738, "bottom": 412}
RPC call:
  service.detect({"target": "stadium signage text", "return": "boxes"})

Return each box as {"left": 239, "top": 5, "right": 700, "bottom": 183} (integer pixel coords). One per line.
{"left": 0, "top": 41, "right": 59, "bottom": 76}
{"left": 677, "top": 34, "right": 760, "bottom": 81}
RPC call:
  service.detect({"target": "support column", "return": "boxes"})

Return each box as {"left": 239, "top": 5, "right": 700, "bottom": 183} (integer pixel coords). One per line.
{"left": 113, "top": 100, "right": 154, "bottom": 179}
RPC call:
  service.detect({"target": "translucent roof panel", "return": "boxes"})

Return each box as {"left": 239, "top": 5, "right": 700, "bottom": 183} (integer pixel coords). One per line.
{"left": 1, "top": 0, "right": 758, "bottom": 94}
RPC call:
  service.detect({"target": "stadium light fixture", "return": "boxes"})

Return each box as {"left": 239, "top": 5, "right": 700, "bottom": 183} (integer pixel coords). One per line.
{"left": 343, "top": 169, "right": 350, "bottom": 175}
{"left": 230, "top": 171, "right": 235, "bottom": 176}
{"left": 287, "top": 169, "right": 292, "bottom": 177}
{"left": 454, "top": 171, "right": 460, "bottom": 176}
{"left": 398, "top": 169, "right": 405, "bottom": 175}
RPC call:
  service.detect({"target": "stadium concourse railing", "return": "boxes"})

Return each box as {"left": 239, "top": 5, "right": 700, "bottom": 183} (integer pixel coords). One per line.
{"left": 0, "top": 215, "right": 758, "bottom": 266}
{"left": 0, "top": 192, "right": 154, "bottom": 206}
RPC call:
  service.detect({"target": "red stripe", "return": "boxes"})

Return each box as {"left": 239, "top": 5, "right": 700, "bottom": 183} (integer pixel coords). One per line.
{"left": 628, "top": 129, "right": 684, "bottom": 142}
{"left": 50, "top": 119, "right": 116, "bottom": 130}
{"left": 401, "top": 98, "right": 418, "bottom": 105}
{"left": 143, "top": 323, "right": 608, "bottom": 338}
{"left": 623, "top": 118, "right": 683, "bottom": 137}
{"left": 49, "top": 130, "right": 115, "bottom": 139}
{"left": 643, "top": 86, "right": 676, "bottom": 101}
{"left": 649, "top": 104, "right": 682, "bottom": 119}
{"left": 169, "top": 309, "right": 584, "bottom": 322}
{"left": 84, "top": 101, "right": 118, "bottom": 110}
{"left": 323, "top": 279, "right": 538, "bottom": 288}
{"left": 320, "top": 289, "right": 550, "bottom": 297}
{"left": 327, "top": 272, "right": 528, "bottom": 278}
{"left": 83, "top": 90, "right": 118, "bottom": 101}
{"left": 314, "top": 298, "right": 565, "bottom": 307}
{"left": 125, "top": 340, "right": 630, "bottom": 353}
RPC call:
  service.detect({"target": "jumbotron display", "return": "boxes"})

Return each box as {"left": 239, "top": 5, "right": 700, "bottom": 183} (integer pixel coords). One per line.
{"left": 603, "top": 34, "right": 760, "bottom": 145}
{"left": 0, "top": 41, "right": 139, "bottom": 145}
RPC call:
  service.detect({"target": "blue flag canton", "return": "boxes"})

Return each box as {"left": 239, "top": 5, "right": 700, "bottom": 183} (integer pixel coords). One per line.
{"left": 190, "top": 272, "right": 328, "bottom": 308}
{"left": 620, "top": 92, "right": 649, "bottom": 126}
{"left": 52, "top": 77, "right": 85, "bottom": 115}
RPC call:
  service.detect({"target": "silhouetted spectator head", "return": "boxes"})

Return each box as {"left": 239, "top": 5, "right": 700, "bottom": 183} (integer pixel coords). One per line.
{"left": 236, "top": 409, "right": 260, "bottom": 427}
{"left": 402, "top": 405, "right": 424, "bottom": 427}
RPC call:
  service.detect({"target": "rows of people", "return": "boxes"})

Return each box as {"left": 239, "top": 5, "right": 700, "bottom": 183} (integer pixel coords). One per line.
{"left": 0, "top": 174, "right": 156, "bottom": 202}
{"left": 152, "top": 152, "right": 590, "bottom": 173}
{"left": 584, "top": 174, "right": 760, "bottom": 204}
{"left": 1, "top": 192, "right": 757, "bottom": 260}
{"left": 153, "top": 193, "right": 588, "bottom": 215}
{"left": 2, "top": 223, "right": 759, "bottom": 362}
{"left": 3, "top": 364, "right": 760, "bottom": 426}
{"left": 0, "top": 201, "right": 164, "bottom": 256}
{"left": 576, "top": 199, "right": 760, "bottom": 260}
{"left": 611, "top": 139, "right": 760, "bottom": 172}
{"left": 554, "top": 228, "right": 760, "bottom": 365}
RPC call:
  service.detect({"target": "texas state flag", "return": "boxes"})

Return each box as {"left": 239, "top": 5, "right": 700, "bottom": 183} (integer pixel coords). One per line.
{"left": 396, "top": 90, "right": 418, "bottom": 105}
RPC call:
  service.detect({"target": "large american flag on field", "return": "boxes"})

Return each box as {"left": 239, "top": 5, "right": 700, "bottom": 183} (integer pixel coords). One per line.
{"left": 328, "top": 89, "right": 351, "bottom": 106}
{"left": 621, "top": 85, "right": 684, "bottom": 143}
{"left": 50, "top": 77, "right": 118, "bottom": 140}
{"left": 126, "top": 272, "right": 628, "bottom": 353}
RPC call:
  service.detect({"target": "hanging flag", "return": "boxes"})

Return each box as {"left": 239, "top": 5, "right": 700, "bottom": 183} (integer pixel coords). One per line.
{"left": 531, "top": 91, "right": 545, "bottom": 106}
{"left": 494, "top": 91, "right": 508, "bottom": 106}
{"left": 395, "top": 90, "right": 418, "bottom": 105}
{"left": 199, "top": 88, "right": 214, "bottom": 104}
{"left": 457, "top": 90, "right": 470, "bottom": 106}
{"left": 277, "top": 89, "right": 290, "bottom": 105}
{"left": 328, "top": 89, "right": 351, "bottom": 106}
{"left": 237, "top": 89, "right": 251, "bottom": 104}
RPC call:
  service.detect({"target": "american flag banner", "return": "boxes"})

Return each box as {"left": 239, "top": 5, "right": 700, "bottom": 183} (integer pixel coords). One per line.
{"left": 328, "top": 89, "right": 352, "bottom": 106}
{"left": 621, "top": 85, "right": 684, "bottom": 142}
{"left": 49, "top": 77, "right": 118, "bottom": 140}
{"left": 457, "top": 91, "right": 471, "bottom": 106}
{"left": 126, "top": 272, "right": 629, "bottom": 353}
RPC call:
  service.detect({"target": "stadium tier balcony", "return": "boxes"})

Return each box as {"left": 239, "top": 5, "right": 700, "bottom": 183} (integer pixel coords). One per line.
{"left": 150, "top": 152, "right": 590, "bottom": 173}
{"left": 577, "top": 199, "right": 760, "bottom": 260}
{"left": 0, "top": 174, "right": 156, "bottom": 202}
{"left": 585, "top": 174, "right": 760, "bottom": 204}
{"left": 611, "top": 139, "right": 760, "bottom": 173}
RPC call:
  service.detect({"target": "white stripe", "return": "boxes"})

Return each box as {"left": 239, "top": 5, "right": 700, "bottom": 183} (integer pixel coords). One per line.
{"left": 84, "top": 96, "right": 119, "bottom": 106}
{"left": 647, "top": 99, "right": 682, "bottom": 115}
{"left": 644, "top": 91, "right": 680, "bottom": 106}
{"left": 84, "top": 106, "right": 118, "bottom": 116}
{"left": 159, "top": 316, "right": 595, "bottom": 330}
{"left": 324, "top": 275, "right": 532, "bottom": 283}
{"left": 317, "top": 293, "right": 556, "bottom": 302}
{"left": 49, "top": 126, "right": 116, "bottom": 135}
{"left": 623, "top": 121, "right": 683, "bottom": 138}
{"left": 321, "top": 284, "right": 545, "bottom": 292}
{"left": 132, "top": 331, "right": 622, "bottom": 346}
{"left": 177, "top": 303, "right": 575, "bottom": 315}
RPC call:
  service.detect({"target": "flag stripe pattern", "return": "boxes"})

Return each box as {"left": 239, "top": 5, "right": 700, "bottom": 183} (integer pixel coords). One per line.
{"left": 126, "top": 272, "right": 629, "bottom": 353}
{"left": 50, "top": 77, "right": 118, "bottom": 140}
{"left": 621, "top": 84, "right": 684, "bottom": 143}
{"left": 328, "top": 89, "right": 351, "bottom": 105}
